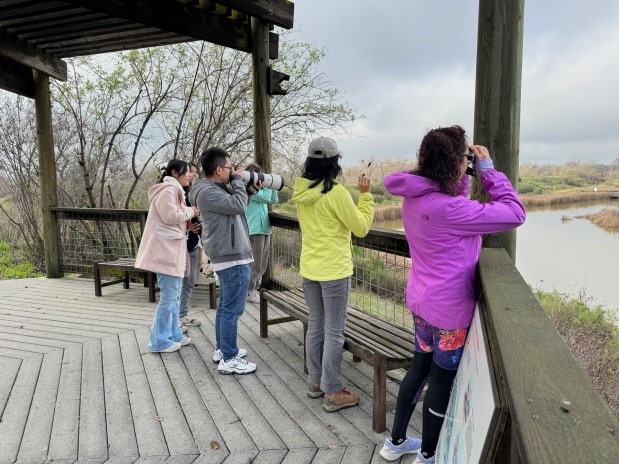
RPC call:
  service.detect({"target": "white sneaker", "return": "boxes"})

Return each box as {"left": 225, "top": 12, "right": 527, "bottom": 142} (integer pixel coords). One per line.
{"left": 212, "top": 348, "right": 247, "bottom": 362}
{"left": 218, "top": 355, "right": 256, "bottom": 375}
{"left": 180, "top": 336, "right": 192, "bottom": 346}
{"left": 380, "top": 437, "right": 422, "bottom": 461}
{"left": 148, "top": 341, "right": 181, "bottom": 353}
{"left": 413, "top": 452, "right": 436, "bottom": 463}
{"left": 247, "top": 290, "right": 260, "bottom": 303}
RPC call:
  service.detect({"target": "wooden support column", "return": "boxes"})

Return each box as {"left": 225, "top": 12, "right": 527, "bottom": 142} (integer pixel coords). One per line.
{"left": 34, "top": 70, "right": 62, "bottom": 277}
{"left": 251, "top": 17, "right": 272, "bottom": 173}
{"left": 251, "top": 17, "right": 274, "bottom": 288}
{"left": 472, "top": 0, "right": 525, "bottom": 261}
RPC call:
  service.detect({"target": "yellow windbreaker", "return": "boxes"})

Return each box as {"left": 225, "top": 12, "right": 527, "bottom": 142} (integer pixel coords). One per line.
{"left": 292, "top": 177, "right": 375, "bottom": 281}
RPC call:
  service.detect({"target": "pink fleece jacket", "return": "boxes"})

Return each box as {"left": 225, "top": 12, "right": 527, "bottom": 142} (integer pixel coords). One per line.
{"left": 135, "top": 177, "right": 194, "bottom": 278}
{"left": 383, "top": 170, "right": 526, "bottom": 329}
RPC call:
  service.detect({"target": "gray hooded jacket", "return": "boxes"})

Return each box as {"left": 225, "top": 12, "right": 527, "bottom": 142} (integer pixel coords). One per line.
{"left": 189, "top": 175, "right": 252, "bottom": 264}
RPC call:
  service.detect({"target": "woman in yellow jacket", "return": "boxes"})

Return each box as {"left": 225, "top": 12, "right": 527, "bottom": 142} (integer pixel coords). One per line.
{"left": 292, "top": 137, "right": 375, "bottom": 412}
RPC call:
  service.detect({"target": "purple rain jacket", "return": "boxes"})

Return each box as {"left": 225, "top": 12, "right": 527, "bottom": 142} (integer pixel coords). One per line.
{"left": 384, "top": 168, "right": 526, "bottom": 330}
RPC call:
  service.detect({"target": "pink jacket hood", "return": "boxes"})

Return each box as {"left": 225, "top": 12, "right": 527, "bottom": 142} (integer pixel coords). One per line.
{"left": 384, "top": 169, "right": 525, "bottom": 329}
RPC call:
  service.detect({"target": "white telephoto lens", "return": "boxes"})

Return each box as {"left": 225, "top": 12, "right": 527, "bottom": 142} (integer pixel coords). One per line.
{"left": 242, "top": 171, "right": 284, "bottom": 191}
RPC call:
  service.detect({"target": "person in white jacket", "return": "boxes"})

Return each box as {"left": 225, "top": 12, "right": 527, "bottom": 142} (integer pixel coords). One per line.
{"left": 135, "top": 159, "right": 200, "bottom": 353}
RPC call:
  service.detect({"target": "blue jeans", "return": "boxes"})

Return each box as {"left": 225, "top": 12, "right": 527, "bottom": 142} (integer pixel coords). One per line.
{"left": 147, "top": 273, "right": 184, "bottom": 351}
{"left": 180, "top": 249, "right": 198, "bottom": 318}
{"left": 303, "top": 277, "right": 350, "bottom": 394}
{"left": 215, "top": 264, "right": 251, "bottom": 361}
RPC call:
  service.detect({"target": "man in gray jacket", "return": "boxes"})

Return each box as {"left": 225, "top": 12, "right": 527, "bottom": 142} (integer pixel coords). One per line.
{"left": 190, "top": 147, "right": 256, "bottom": 374}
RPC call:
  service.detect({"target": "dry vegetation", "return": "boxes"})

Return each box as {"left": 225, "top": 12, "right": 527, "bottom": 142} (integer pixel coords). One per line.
{"left": 576, "top": 208, "right": 619, "bottom": 233}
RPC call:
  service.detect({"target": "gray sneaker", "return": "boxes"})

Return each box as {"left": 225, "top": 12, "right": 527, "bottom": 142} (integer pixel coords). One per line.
{"left": 212, "top": 348, "right": 247, "bottom": 362}
{"left": 179, "top": 314, "right": 201, "bottom": 327}
{"left": 218, "top": 355, "right": 256, "bottom": 375}
{"left": 179, "top": 336, "right": 192, "bottom": 346}
{"left": 307, "top": 383, "right": 324, "bottom": 398}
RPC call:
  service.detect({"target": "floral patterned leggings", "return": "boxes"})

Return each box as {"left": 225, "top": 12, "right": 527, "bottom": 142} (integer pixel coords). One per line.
{"left": 390, "top": 315, "right": 470, "bottom": 454}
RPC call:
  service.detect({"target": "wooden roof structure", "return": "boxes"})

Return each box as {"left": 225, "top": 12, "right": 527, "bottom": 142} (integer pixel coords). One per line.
{"left": 0, "top": 0, "right": 294, "bottom": 97}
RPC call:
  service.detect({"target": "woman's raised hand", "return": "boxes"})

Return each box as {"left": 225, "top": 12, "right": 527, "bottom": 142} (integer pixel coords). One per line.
{"left": 358, "top": 175, "right": 371, "bottom": 194}
{"left": 469, "top": 144, "right": 491, "bottom": 160}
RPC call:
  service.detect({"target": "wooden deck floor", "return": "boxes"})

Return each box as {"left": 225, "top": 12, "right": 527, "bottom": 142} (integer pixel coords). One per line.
{"left": 0, "top": 277, "right": 422, "bottom": 464}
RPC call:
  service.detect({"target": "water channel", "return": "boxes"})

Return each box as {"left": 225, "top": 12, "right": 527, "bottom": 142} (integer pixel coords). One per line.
{"left": 377, "top": 200, "right": 619, "bottom": 319}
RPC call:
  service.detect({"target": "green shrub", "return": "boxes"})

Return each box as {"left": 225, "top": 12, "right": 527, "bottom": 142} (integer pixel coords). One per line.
{"left": 0, "top": 241, "right": 43, "bottom": 279}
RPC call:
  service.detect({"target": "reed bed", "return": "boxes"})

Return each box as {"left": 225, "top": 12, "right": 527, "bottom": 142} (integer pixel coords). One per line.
{"left": 519, "top": 191, "right": 608, "bottom": 207}
{"left": 576, "top": 207, "right": 619, "bottom": 233}
{"left": 373, "top": 204, "right": 403, "bottom": 222}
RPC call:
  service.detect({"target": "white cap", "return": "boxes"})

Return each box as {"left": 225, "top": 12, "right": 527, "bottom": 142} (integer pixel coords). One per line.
{"left": 307, "top": 137, "right": 341, "bottom": 158}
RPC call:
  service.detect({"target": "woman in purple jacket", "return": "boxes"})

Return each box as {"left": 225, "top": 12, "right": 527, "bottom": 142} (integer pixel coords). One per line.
{"left": 379, "top": 126, "right": 525, "bottom": 463}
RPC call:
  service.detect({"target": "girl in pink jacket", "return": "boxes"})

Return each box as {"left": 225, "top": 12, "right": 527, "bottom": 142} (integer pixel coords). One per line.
{"left": 135, "top": 159, "right": 200, "bottom": 353}
{"left": 379, "top": 126, "right": 525, "bottom": 463}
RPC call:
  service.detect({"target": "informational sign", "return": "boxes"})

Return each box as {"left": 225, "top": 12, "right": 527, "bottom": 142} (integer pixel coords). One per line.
{"left": 435, "top": 304, "right": 499, "bottom": 463}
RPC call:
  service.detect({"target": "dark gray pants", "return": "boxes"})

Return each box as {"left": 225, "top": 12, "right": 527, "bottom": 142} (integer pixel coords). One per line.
{"left": 303, "top": 277, "right": 350, "bottom": 394}
{"left": 249, "top": 234, "right": 270, "bottom": 292}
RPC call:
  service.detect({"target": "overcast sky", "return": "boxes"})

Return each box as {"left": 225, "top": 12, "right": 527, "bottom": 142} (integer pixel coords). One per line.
{"left": 282, "top": 0, "right": 619, "bottom": 166}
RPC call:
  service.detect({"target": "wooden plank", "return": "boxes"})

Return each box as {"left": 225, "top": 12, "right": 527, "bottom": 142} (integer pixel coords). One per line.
{"left": 0, "top": 28, "right": 67, "bottom": 80}
{"left": 134, "top": 330, "right": 199, "bottom": 456}
{"left": 16, "top": 348, "right": 63, "bottom": 463}
{"left": 0, "top": 353, "right": 42, "bottom": 464}
{"left": 78, "top": 339, "right": 108, "bottom": 460}
{"left": 218, "top": 0, "right": 294, "bottom": 29}
{"left": 479, "top": 249, "right": 619, "bottom": 462}
{"left": 48, "top": 343, "right": 83, "bottom": 462}
{"left": 102, "top": 334, "right": 139, "bottom": 460}
{"left": 118, "top": 329, "right": 169, "bottom": 457}
{"left": 0, "top": 357, "right": 21, "bottom": 417}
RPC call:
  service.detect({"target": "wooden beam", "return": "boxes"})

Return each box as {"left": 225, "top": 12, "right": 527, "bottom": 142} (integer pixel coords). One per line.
{"left": 217, "top": 0, "right": 295, "bottom": 29}
{"left": 0, "top": 29, "right": 67, "bottom": 80}
{"left": 472, "top": 0, "right": 525, "bottom": 260}
{"left": 59, "top": 0, "right": 252, "bottom": 53}
{"left": 0, "top": 55, "right": 35, "bottom": 98}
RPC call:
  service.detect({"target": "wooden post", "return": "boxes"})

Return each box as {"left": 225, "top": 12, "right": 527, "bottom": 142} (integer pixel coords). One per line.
{"left": 251, "top": 17, "right": 274, "bottom": 288}
{"left": 472, "top": 0, "right": 525, "bottom": 262}
{"left": 251, "top": 17, "right": 272, "bottom": 174}
{"left": 34, "top": 70, "right": 62, "bottom": 277}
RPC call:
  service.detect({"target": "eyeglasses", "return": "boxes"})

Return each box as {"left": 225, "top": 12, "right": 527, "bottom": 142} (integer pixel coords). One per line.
{"left": 219, "top": 165, "right": 233, "bottom": 170}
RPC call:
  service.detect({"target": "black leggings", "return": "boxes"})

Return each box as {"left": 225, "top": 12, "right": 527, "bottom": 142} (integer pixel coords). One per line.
{"left": 391, "top": 353, "right": 458, "bottom": 456}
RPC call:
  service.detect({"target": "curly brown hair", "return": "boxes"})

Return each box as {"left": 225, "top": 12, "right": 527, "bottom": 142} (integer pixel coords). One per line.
{"left": 413, "top": 125, "right": 467, "bottom": 196}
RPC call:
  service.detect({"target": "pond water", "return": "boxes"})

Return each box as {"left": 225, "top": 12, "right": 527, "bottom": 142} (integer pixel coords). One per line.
{"left": 377, "top": 200, "right": 619, "bottom": 318}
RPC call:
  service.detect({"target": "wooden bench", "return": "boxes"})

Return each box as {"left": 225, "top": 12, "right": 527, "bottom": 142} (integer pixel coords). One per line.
{"left": 260, "top": 287, "right": 414, "bottom": 432}
{"left": 93, "top": 257, "right": 217, "bottom": 308}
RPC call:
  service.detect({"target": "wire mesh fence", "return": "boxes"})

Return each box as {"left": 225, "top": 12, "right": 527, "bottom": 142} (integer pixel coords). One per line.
{"left": 268, "top": 212, "right": 412, "bottom": 328}
{"left": 53, "top": 208, "right": 147, "bottom": 276}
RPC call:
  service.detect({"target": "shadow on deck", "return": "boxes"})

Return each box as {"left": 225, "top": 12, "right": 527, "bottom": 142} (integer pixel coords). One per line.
{"left": 0, "top": 277, "right": 422, "bottom": 464}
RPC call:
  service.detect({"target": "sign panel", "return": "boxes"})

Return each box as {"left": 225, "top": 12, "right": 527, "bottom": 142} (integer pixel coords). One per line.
{"left": 435, "top": 305, "right": 499, "bottom": 463}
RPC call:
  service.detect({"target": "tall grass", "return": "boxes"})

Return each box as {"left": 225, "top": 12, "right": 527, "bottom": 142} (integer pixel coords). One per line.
{"left": 535, "top": 289, "right": 619, "bottom": 419}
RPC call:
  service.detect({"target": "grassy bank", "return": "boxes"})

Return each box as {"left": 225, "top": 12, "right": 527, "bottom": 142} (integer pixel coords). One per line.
{"left": 535, "top": 289, "right": 619, "bottom": 420}
{"left": 0, "top": 241, "right": 42, "bottom": 279}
